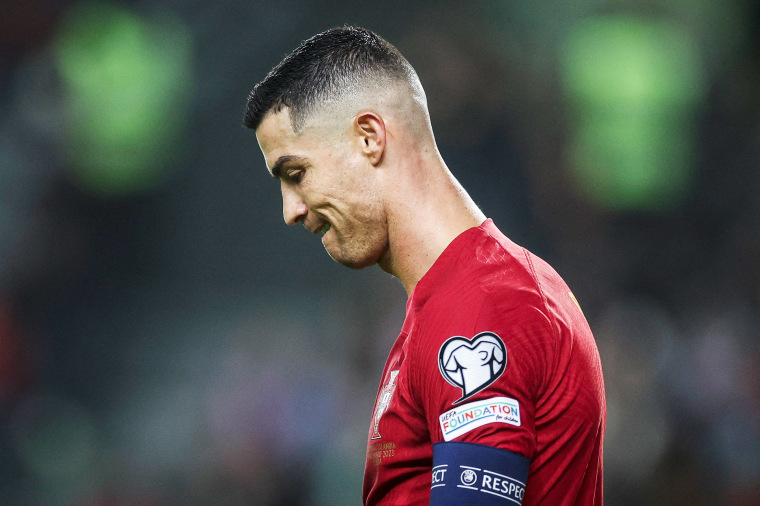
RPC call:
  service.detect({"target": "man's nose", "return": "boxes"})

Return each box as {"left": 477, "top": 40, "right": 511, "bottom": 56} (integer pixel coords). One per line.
{"left": 281, "top": 185, "right": 307, "bottom": 225}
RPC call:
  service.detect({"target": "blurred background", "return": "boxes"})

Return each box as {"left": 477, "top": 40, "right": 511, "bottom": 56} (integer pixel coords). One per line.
{"left": 1, "top": 0, "right": 758, "bottom": 504}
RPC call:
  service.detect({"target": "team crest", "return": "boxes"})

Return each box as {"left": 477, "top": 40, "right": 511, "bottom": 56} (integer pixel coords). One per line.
{"left": 371, "top": 370, "right": 399, "bottom": 439}
{"left": 438, "top": 332, "right": 507, "bottom": 404}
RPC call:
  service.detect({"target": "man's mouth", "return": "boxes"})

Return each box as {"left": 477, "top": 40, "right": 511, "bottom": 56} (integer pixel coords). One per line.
{"left": 320, "top": 223, "right": 331, "bottom": 235}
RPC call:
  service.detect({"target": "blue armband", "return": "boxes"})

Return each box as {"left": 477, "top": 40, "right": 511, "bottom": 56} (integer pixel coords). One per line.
{"left": 430, "top": 441, "right": 530, "bottom": 505}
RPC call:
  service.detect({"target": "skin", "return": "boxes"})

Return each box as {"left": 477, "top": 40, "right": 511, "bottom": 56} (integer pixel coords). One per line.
{"left": 255, "top": 81, "right": 486, "bottom": 295}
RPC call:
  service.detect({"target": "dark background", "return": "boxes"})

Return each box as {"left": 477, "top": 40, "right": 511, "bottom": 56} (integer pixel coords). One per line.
{"left": 1, "top": 0, "right": 758, "bottom": 504}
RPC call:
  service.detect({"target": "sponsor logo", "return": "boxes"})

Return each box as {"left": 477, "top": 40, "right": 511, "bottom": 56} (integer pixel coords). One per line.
{"left": 439, "top": 332, "right": 507, "bottom": 404}
{"left": 439, "top": 396, "right": 521, "bottom": 441}
{"left": 370, "top": 370, "right": 399, "bottom": 440}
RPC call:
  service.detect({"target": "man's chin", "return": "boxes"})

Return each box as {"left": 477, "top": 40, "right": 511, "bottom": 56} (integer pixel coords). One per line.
{"left": 325, "top": 247, "right": 378, "bottom": 270}
{"left": 331, "top": 254, "right": 376, "bottom": 270}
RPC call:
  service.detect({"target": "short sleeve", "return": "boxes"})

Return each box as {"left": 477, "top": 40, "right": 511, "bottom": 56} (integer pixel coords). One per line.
{"left": 410, "top": 293, "right": 556, "bottom": 462}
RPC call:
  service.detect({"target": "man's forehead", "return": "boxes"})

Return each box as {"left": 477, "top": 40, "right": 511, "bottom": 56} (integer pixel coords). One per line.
{"left": 256, "top": 109, "right": 295, "bottom": 150}
{"left": 255, "top": 109, "right": 300, "bottom": 173}
{"left": 256, "top": 107, "right": 343, "bottom": 175}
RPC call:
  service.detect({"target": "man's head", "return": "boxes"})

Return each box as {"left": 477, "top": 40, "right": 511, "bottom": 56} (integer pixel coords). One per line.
{"left": 244, "top": 25, "right": 423, "bottom": 133}
{"left": 246, "top": 26, "right": 433, "bottom": 270}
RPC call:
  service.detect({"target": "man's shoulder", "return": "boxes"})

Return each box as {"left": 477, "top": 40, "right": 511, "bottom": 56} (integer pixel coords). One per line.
{"left": 406, "top": 221, "right": 562, "bottom": 346}
{"left": 428, "top": 234, "right": 545, "bottom": 313}
{"left": 478, "top": 223, "right": 580, "bottom": 315}
{"left": 411, "top": 260, "right": 553, "bottom": 349}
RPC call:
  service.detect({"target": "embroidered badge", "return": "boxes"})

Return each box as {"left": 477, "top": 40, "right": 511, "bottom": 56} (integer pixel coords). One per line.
{"left": 371, "top": 370, "right": 399, "bottom": 440}
{"left": 438, "top": 332, "right": 507, "bottom": 404}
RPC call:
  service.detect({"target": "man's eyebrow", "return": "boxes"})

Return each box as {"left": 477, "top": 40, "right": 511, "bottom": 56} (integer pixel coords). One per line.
{"left": 269, "top": 155, "right": 306, "bottom": 179}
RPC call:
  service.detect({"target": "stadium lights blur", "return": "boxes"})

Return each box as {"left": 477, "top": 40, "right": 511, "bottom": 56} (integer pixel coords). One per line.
{"left": 561, "top": 16, "right": 705, "bottom": 212}
{"left": 54, "top": 1, "right": 192, "bottom": 196}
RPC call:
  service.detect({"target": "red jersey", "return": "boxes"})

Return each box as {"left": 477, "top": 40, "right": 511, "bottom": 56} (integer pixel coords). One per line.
{"left": 363, "top": 219, "right": 606, "bottom": 505}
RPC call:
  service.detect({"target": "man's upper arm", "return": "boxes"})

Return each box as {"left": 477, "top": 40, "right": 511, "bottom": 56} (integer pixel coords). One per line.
{"left": 411, "top": 298, "right": 555, "bottom": 501}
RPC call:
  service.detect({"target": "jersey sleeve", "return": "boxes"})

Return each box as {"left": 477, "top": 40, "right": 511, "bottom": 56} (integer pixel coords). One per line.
{"left": 409, "top": 290, "right": 557, "bottom": 462}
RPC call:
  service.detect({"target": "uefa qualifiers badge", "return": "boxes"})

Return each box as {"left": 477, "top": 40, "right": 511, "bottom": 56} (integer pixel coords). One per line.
{"left": 438, "top": 332, "right": 506, "bottom": 404}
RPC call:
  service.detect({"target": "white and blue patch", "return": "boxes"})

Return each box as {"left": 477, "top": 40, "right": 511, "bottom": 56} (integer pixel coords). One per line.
{"left": 430, "top": 442, "right": 529, "bottom": 505}
{"left": 439, "top": 396, "right": 521, "bottom": 441}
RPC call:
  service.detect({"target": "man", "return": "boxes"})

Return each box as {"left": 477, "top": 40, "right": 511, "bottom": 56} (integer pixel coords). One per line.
{"left": 245, "top": 26, "right": 605, "bottom": 505}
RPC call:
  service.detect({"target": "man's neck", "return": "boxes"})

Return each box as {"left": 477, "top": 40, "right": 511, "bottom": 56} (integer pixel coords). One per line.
{"left": 378, "top": 155, "right": 486, "bottom": 296}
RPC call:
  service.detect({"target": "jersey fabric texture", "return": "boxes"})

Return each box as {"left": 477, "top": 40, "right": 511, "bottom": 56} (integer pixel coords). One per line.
{"left": 362, "top": 219, "right": 606, "bottom": 505}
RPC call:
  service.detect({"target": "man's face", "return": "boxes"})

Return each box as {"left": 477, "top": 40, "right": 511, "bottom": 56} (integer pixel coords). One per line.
{"left": 256, "top": 108, "right": 389, "bottom": 269}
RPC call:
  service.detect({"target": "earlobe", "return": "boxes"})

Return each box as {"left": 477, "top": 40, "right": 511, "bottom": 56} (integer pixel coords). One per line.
{"left": 355, "top": 112, "right": 386, "bottom": 166}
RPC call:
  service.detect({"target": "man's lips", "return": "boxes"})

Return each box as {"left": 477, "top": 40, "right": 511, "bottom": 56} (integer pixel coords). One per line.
{"left": 307, "top": 221, "right": 331, "bottom": 235}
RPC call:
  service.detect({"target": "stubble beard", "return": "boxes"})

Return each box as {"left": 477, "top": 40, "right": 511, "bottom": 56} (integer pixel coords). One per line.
{"left": 326, "top": 223, "right": 388, "bottom": 270}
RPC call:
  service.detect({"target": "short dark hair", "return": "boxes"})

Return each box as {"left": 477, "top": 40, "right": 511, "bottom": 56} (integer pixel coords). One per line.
{"left": 244, "top": 26, "right": 414, "bottom": 132}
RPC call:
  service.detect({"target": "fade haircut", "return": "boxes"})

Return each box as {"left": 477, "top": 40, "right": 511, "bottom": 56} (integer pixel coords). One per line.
{"left": 244, "top": 26, "right": 417, "bottom": 132}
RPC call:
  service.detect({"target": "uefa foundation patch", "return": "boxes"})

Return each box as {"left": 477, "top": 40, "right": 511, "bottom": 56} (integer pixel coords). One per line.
{"left": 439, "top": 397, "right": 521, "bottom": 441}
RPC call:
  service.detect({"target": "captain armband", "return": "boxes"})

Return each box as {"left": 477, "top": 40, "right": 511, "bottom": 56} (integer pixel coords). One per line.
{"left": 430, "top": 441, "right": 530, "bottom": 505}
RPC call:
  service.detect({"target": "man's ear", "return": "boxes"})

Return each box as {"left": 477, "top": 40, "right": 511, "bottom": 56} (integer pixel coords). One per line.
{"left": 354, "top": 112, "right": 386, "bottom": 166}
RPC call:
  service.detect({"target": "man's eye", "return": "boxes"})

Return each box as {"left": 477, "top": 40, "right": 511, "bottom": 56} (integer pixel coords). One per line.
{"left": 287, "top": 170, "right": 304, "bottom": 183}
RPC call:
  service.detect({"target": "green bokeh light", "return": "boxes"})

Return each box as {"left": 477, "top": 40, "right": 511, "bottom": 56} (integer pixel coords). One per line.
{"left": 562, "top": 16, "right": 705, "bottom": 211}
{"left": 54, "top": 1, "right": 192, "bottom": 196}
